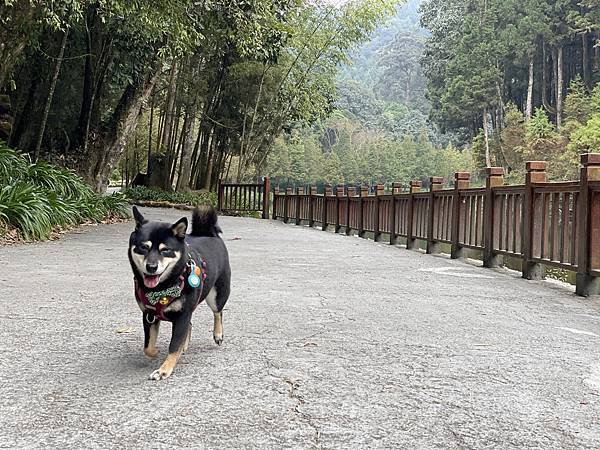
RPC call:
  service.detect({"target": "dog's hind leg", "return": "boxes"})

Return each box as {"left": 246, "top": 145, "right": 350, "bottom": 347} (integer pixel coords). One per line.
{"left": 143, "top": 316, "right": 160, "bottom": 358}
{"left": 205, "top": 287, "right": 226, "bottom": 345}
{"left": 213, "top": 311, "right": 223, "bottom": 346}
{"left": 149, "top": 314, "right": 191, "bottom": 381}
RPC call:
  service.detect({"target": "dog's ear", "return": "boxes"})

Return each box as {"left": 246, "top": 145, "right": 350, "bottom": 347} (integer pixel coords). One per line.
{"left": 171, "top": 217, "right": 188, "bottom": 239}
{"left": 132, "top": 206, "right": 147, "bottom": 230}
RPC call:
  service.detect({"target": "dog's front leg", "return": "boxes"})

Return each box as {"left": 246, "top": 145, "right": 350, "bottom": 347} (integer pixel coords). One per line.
{"left": 143, "top": 316, "right": 160, "bottom": 358}
{"left": 149, "top": 314, "right": 190, "bottom": 381}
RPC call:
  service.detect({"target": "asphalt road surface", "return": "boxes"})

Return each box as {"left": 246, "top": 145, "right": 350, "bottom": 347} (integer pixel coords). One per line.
{"left": 2, "top": 207, "right": 600, "bottom": 449}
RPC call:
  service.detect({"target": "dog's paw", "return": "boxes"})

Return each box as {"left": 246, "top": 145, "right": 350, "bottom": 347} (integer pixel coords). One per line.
{"left": 144, "top": 347, "right": 159, "bottom": 358}
{"left": 213, "top": 333, "right": 223, "bottom": 346}
{"left": 148, "top": 367, "right": 172, "bottom": 381}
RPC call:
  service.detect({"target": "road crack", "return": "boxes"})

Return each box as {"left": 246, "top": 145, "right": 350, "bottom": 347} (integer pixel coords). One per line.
{"left": 260, "top": 349, "right": 322, "bottom": 449}
{"left": 283, "top": 377, "right": 322, "bottom": 449}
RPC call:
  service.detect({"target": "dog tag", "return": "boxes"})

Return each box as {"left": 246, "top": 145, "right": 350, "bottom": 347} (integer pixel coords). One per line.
{"left": 188, "top": 261, "right": 201, "bottom": 288}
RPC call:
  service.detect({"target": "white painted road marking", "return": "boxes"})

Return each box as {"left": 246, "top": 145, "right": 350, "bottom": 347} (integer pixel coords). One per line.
{"left": 418, "top": 266, "right": 494, "bottom": 279}
{"left": 555, "top": 327, "right": 598, "bottom": 337}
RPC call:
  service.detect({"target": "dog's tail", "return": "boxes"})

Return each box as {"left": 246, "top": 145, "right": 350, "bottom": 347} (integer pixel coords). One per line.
{"left": 191, "top": 204, "right": 222, "bottom": 237}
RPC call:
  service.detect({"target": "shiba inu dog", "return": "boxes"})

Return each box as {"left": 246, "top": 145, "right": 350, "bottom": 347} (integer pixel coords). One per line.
{"left": 129, "top": 205, "right": 231, "bottom": 380}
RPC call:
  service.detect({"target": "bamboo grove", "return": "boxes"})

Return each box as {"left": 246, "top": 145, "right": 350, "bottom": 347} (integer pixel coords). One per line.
{"left": 0, "top": 0, "right": 397, "bottom": 193}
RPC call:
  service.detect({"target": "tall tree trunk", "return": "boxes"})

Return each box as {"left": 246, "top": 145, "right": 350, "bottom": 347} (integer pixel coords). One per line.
{"left": 541, "top": 42, "right": 556, "bottom": 115}
{"left": 525, "top": 54, "right": 534, "bottom": 119}
{"left": 202, "top": 131, "right": 217, "bottom": 191}
{"left": 75, "top": 7, "right": 113, "bottom": 153}
{"left": 83, "top": 62, "right": 162, "bottom": 193}
{"left": 582, "top": 32, "right": 591, "bottom": 89}
{"left": 156, "top": 107, "right": 165, "bottom": 153}
{"left": 556, "top": 45, "right": 563, "bottom": 130}
{"left": 176, "top": 108, "right": 197, "bottom": 191}
{"left": 160, "top": 60, "right": 178, "bottom": 151}
{"left": 237, "top": 105, "right": 249, "bottom": 183}
{"left": 75, "top": 7, "right": 97, "bottom": 150}
{"left": 170, "top": 127, "right": 183, "bottom": 185}
{"left": 483, "top": 108, "right": 491, "bottom": 167}
{"left": 167, "top": 99, "right": 182, "bottom": 180}
{"left": 188, "top": 125, "right": 203, "bottom": 185}
{"left": 34, "top": 29, "right": 68, "bottom": 161}
{"left": 147, "top": 92, "right": 154, "bottom": 174}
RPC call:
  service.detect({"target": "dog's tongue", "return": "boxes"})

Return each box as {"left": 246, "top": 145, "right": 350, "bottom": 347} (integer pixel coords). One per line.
{"left": 143, "top": 274, "right": 161, "bottom": 288}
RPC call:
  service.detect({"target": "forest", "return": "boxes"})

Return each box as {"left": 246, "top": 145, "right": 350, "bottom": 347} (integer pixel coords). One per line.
{"left": 268, "top": 0, "right": 600, "bottom": 187}
{"left": 0, "top": 0, "right": 396, "bottom": 195}
{"left": 0, "top": 0, "right": 599, "bottom": 242}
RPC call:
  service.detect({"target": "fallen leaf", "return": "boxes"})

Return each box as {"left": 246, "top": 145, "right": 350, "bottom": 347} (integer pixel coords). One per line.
{"left": 116, "top": 327, "right": 134, "bottom": 334}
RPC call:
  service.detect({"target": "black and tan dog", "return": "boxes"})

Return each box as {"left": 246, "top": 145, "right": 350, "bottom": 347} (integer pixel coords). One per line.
{"left": 129, "top": 205, "right": 231, "bottom": 380}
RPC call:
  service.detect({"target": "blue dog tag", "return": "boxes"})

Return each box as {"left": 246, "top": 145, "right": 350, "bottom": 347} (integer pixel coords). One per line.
{"left": 188, "top": 273, "right": 200, "bottom": 288}
{"left": 188, "top": 260, "right": 201, "bottom": 288}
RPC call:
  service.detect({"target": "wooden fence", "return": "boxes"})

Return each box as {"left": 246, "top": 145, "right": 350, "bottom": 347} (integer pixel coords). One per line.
{"left": 217, "top": 177, "right": 270, "bottom": 219}
{"left": 272, "top": 154, "right": 600, "bottom": 297}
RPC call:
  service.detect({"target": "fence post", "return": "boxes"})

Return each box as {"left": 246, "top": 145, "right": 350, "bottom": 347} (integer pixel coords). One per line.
{"left": 262, "top": 177, "right": 270, "bottom": 219}
{"left": 426, "top": 177, "right": 443, "bottom": 254}
{"left": 522, "top": 161, "right": 547, "bottom": 279}
{"left": 374, "top": 183, "right": 385, "bottom": 242}
{"left": 335, "top": 186, "right": 344, "bottom": 233}
{"left": 346, "top": 187, "right": 355, "bottom": 235}
{"left": 358, "top": 185, "right": 369, "bottom": 238}
{"left": 451, "top": 172, "right": 470, "bottom": 259}
{"left": 295, "top": 187, "right": 304, "bottom": 225}
{"left": 309, "top": 186, "right": 317, "bottom": 227}
{"left": 407, "top": 181, "right": 421, "bottom": 250}
{"left": 284, "top": 187, "right": 293, "bottom": 224}
{"left": 390, "top": 182, "right": 401, "bottom": 245}
{"left": 217, "top": 179, "right": 223, "bottom": 212}
{"left": 483, "top": 168, "right": 504, "bottom": 267}
{"left": 272, "top": 186, "right": 280, "bottom": 219}
{"left": 576, "top": 153, "right": 600, "bottom": 296}
{"left": 322, "top": 185, "right": 332, "bottom": 231}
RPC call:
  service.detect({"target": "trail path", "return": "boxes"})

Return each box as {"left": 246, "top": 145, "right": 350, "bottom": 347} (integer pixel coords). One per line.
{"left": 2, "top": 207, "right": 600, "bottom": 448}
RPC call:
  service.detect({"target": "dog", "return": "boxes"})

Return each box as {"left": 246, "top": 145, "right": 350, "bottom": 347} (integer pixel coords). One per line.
{"left": 128, "top": 205, "right": 231, "bottom": 380}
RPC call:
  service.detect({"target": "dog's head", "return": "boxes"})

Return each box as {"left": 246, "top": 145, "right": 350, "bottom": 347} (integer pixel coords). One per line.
{"left": 128, "top": 206, "right": 188, "bottom": 289}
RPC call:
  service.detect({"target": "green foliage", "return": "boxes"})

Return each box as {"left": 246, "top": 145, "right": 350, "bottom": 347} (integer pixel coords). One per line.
{"left": 568, "top": 115, "right": 600, "bottom": 153}
{"left": 564, "top": 77, "right": 593, "bottom": 125}
{"left": 0, "top": 142, "right": 129, "bottom": 241}
{"left": 268, "top": 117, "right": 476, "bottom": 187}
{"left": 122, "top": 186, "right": 217, "bottom": 207}
{"left": 526, "top": 108, "right": 556, "bottom": 141}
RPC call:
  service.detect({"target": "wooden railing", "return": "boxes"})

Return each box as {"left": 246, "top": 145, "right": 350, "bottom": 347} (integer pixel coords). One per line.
{"left": 272, "top": 154, "right": 600, "bottom": 297}
{"left": 217, "top": 177, "right": 270, "bottom": 219}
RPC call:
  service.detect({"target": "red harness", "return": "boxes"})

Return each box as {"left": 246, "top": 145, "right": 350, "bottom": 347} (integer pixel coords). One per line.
{"left": 134, "top": 259, "right": 206, "bottom": 322}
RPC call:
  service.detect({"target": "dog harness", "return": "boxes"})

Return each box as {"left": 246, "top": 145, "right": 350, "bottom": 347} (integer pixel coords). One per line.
{"left": 134, "top": 254, "right": 207, "bottom": 323}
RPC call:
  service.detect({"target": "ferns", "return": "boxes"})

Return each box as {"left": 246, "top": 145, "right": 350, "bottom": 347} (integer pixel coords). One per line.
{"left": 0, "top": 142, "right": 129, "bottom": 242}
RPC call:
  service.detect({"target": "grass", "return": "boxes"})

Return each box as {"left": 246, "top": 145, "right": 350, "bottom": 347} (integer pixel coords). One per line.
{"left": 122, "top": 186, "right": 217, "bottom": 207}
{"left": 0, "top": 142, "right": 129, "bottom": 242}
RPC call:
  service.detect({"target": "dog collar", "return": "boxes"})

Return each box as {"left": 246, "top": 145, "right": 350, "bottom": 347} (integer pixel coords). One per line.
{"left": 144, "top": 280, "right": 185, "bottom": 305}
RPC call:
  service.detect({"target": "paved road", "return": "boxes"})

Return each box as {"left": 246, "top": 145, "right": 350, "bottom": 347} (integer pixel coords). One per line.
{"left": 2, "top": 208, "right": 600, "bottom": 449}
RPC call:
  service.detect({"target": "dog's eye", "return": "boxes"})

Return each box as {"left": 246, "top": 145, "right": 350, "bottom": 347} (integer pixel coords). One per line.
{"left": 138, "top": 244, "right": 150, "bottom": 252}
{"left": 160, "top": 248, "right": 174, "bottom": 256}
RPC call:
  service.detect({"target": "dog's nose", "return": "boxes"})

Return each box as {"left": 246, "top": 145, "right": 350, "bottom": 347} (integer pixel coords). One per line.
{"left": 146, "top": 262, "right": 158, "bottom": 273}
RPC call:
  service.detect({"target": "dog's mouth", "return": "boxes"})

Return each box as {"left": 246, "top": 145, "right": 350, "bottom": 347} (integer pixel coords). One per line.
{"left": 143, "top": 274, "right": 161, "bottom": 288}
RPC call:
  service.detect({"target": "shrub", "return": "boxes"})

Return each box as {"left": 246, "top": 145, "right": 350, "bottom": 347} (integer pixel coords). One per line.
{"left": 0, "top": 141, "right": 129, "bottom": 241}
{"left": 122, "top": 186, "right": 217, "bottom": 207}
